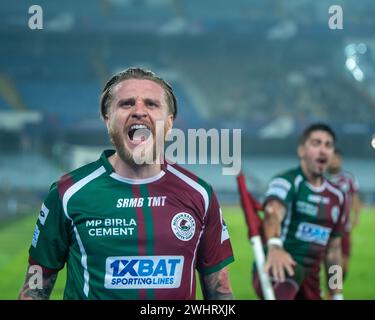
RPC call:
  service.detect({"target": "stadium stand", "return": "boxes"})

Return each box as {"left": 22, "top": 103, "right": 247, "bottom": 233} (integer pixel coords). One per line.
{"left": 0, "top": 0, "right": 374, "bottom": 210}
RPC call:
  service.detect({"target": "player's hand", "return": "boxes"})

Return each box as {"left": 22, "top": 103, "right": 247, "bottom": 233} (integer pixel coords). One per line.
{"left": 264, "top": 246, "right": 296, "bottom": 283}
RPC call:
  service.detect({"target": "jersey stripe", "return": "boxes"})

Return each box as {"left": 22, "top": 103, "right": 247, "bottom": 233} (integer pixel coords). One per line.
{"left": 326, "top": 182, "right": 344, "bottom": 205}
{"left": 132, "top": 185, "right": 147, "bottom": 300}
{"left": 62, "top": 166, "right": 106, "bottom": 219}
{"left": 281, "top": 203, "right": 292, "bottom": 242}
{"left": 166, "top": 165, "right": 211, "bottom": 297}
{"left": 140, "top": 184, "right": 155, "bottom": 300}
{"left": 61, "top": 166, "right": 106, "bottom": 298}
{"left": 166, "top": 165, "right": 209, "bottom": 214}
{"left": 73, "top": 226, "right": 90, "bottom": 297}
{"left": 281, "top": 175, "right": 301, "bottom": 242}
{"left": 191, "top": 228, "right": 205, "bottom": 296}
{"left": 294, "top": 175, "right": 303, "bottom": 192}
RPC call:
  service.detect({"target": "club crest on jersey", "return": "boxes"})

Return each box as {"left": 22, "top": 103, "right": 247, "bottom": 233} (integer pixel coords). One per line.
{"left": 331, "top": 206, "right": 340, "bottom": 224}
{"left": 171, "top": 212, "right": 196, "bottom": 241}
{"left": 340, "top": 182, "right": 350, "bottom": 193}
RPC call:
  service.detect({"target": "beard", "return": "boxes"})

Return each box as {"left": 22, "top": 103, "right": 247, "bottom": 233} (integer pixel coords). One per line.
{"left": 301, "top": 157, "right": 324, "bottom": 181}
{"left": 108, "top": 122, "right": 167, "bottom": 167}
{"left": 311, "top": 170, "right": 324, "bottom": 178}
{"left": 108, "top": 125, "right": 135, "bottom": 166}
{"left": 310, "top": 160, "right": 326, "bottom": 179}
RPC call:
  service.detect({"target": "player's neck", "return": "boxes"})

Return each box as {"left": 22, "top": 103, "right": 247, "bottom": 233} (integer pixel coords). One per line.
{"left": 109, "top": 153, "right": 162, "bottom": 180}
{"left": 300, "top": 163, "right": 324, "bottom": 187}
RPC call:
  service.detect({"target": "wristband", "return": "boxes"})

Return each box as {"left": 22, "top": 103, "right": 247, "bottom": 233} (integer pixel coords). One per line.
{"left": 332, "top": 293, "right": 344, "bottom": 300}
{"left": 267, "top": 237, "right": 283, "bottom": 248}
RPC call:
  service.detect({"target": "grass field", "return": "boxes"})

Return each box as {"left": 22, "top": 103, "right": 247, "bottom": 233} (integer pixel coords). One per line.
{"left": 0, "top": 206, "right": 374, "bottom": 300}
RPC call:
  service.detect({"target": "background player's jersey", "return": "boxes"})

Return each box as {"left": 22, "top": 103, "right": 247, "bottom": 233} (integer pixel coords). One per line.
{"left": 264, "top": 167, "right": 346, "bottom": 272}
{"left": 29, "top": 150, "right": 234, "bottom": 300}
{"left": 327, "top": 170, "right": 359, "bottom": 231}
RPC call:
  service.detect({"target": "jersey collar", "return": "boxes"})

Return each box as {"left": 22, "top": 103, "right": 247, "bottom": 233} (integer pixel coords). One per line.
{"left": 297, "top": 166, "right": 327, "bottom": 192}
{"left": 100, "top": 149, "right": 116, "bottom": 174}
{"left": 99, "top": 149, "right": 166, "bottom": 185}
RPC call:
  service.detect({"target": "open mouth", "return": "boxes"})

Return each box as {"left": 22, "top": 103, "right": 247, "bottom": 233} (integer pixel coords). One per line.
{"left": 127, "top": 124, "right": 152, "bottom": 145}
{"left": 316, "top": 158, "right": 328, "bottom": 166}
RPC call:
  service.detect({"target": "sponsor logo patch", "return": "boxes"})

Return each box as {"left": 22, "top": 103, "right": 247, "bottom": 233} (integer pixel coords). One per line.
{"left": 104, "top": 256, "right": 184, "bottom": 289}
{"left": 38, "top": 203, "right": 49, "bottom": 226}
{"left": 220, "top": 208, "right": 230, "bottom": 243}
{"left": 171, "top": 212, "right": 196, "bottom": 241}
{"left": 31, "top": 225, "right": 40, "bottom": 248}
{"left": 295, "top": 222, "right": 331, "bottom": 245}
{"left": 296, "top": 201, "right": 318, "bottom": 217}
{"left": 307, "top": 194, "right": 330, "bottom": 204}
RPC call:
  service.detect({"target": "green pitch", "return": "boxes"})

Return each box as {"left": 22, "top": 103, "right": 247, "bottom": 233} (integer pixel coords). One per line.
{"left": 0, "top": 207, "right": 374, "bottom": 300}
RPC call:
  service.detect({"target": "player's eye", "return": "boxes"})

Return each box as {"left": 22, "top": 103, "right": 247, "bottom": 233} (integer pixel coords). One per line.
{"left": 119, "top": 99, "right": 135, "bottom": 107}
{"left": 145, "top": 100, "right": 159, "bottom": 108}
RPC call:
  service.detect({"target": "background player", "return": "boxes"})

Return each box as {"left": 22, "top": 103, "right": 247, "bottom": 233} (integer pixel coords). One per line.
{"left": 253, "top": 123, "right": 346, "bottom": 300}
{"left": 327, "top": 149, "right": 362, "bottom": 281}
{"left": 18, "top": 68, "right": 234, "bottom": 300}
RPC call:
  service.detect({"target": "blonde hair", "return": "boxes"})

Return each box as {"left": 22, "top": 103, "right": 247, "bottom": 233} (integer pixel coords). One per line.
{"left": 100, "top": 67, "right": 177, "bottom": 119}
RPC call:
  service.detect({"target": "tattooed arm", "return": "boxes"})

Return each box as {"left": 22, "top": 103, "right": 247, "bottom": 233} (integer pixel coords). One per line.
{"left": 18, "top": 264, "right": 58, "bottom": 300}
{"left": 200, "top": 267, "right": 233, "bottom": 300}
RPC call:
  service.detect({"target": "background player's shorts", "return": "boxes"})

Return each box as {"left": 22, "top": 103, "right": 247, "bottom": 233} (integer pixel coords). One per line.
{"left": 342, "top": 231, "right": 351, "bottom": 257}
{"left": 294, "top": 271, "right": 321, "bottom": 300}
{"left": 252, "top": 263, "right": 321, "bottom": 300}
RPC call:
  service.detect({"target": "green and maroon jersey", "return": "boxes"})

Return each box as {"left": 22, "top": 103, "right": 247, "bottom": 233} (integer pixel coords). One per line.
{"left": 29, "top": 150, "right": 234, "bottom": 300}
{"left": 264, "top": 167, "right": 346, "bottom": 272}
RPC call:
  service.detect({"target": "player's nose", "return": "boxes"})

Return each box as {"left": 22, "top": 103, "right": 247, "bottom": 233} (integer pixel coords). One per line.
{"left": 131, "top": 99, "right": 147, "bottom": 118}
{"left": 319, "top": 145, "right": 330, "bottom": 156}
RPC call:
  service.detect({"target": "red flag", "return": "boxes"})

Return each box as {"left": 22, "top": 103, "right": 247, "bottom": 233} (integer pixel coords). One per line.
{"left": 237, "top": 172, "right": 275, "bottom": 300}
{"left": 237, "top": 173, "right": 263, "bottom": 238}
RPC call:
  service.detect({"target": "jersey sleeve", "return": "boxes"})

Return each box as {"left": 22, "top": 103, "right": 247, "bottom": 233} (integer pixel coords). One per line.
{"left": 196, "top": 190, "right": 234, "bottom": 275}
{"left": 28, "top": 182, "right": 71, "bottom": 270}
{"left": 331, "top": 192, "right": 347, "bottom": 238}
{"left": 263, "top": 174, "right": 295, "bottom": 208}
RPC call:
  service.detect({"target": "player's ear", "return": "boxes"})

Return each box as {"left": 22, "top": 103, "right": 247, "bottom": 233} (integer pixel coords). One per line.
{"left": 166, "top": 113, "right": 173, "bottom": 135}
{"left": 103, "top": 113, "right": 111, "bottom": 131}
{"left": 297, "top": 144, "right": 304, "bottom": 159}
